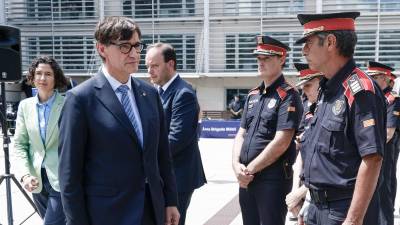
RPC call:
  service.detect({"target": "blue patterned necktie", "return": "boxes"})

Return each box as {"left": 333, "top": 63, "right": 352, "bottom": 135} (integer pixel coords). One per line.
{"left": 117, "top": 85, "right": 143, "bottom": 147}
{"left": 158, "top": 87, "right": 164, "bottom": 96}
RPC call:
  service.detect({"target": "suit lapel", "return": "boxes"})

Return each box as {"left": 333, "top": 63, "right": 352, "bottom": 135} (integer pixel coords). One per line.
{"left": 94, "top": 72, "right": 141, "bottom": 146}
{"left": 45, "top": 93, "right": 63, "bottom": 146}
{"left": 161, "top": 75, "right": 181, "bottom": 103}
{"left": 131, "top": 78, "right": 149, "bottom": 151}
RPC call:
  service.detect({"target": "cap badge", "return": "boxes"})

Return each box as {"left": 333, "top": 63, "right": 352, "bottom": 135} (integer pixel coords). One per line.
{"left": 303, "top": 26, "right": 325, "bottom": 36}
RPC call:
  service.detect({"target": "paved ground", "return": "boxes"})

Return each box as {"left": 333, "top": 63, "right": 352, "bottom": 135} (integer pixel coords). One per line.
{"left": 1, "top": 137, "right": 400, "bottom": 225}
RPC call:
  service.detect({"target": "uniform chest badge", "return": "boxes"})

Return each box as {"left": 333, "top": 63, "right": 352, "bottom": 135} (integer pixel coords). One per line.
{"left": 248, "top": 99, "right": 259, "bottom": 110}
{"left": 268, "top": 99, "right": 277, "bottom": 109}
{"left": 332, "top": 99, "right": 345, "bottom": 116}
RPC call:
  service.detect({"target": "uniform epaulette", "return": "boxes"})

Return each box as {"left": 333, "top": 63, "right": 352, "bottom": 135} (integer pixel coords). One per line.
{"left": 276, "top": 82, "right": 295, "bottom": 100}
{"left": 248, "top": 87, "right": 260, "bottom": 96}
{"left": 342, "top": 68, "right": 375, "bottom": 106}
{"left": 385, "top": 92, "right": 397, "bottom": 105}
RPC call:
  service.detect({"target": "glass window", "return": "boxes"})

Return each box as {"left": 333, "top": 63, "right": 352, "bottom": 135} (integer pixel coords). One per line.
{"left": 26, "top": 0, "right": 51, "bottom": 20}
{"left": 265, "top": 0, "right": 304, "bottom": 15}
{"left": 123, "top": 0, "right": 156, "bottom": 18}
{"left": 354, "top": 31, "right": 376, "bottom": 68}
{"left": 123, "top": 0, "right": 195, "bottom": 18}
{"left": 238, "top": 34, "right": 257, "bottom": 71}
{"left": 323, "top": 0, "right": 400, "bottom": 12}
{"left": 224, "top": 33, "right": 257, "bottom": 71}
{"left": 224, "top": 32, "right": 294, "bottom": 72}
{"left": 381, "top": 0, "right": 400, "bottom": 11}
{"left": 225, "top": 35, "right": 237, "bottom": 70}
{"left": 223, "top": 0, "right": 261, "bottom": 16}
{"left": 26, "top": 0, "right": 95, "bottom": 20}
{"left": 379, "top": 30, "right": 400, "bottom": 69}
{"left": 138, "top": 34, "right": 196, "bottom": 72}
{"left": 25, "top": 36, "right": 95, "bottom": 72}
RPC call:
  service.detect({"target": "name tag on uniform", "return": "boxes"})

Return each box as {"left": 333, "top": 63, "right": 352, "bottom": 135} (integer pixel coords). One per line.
{"left": 363, "top": 119, "right": 375, "bottom": 128}
{"left": 287, "top": 106, "right": 296, "bottom": 112}
{"left": 248, "top": 99, "right": 259, "bottom": 110}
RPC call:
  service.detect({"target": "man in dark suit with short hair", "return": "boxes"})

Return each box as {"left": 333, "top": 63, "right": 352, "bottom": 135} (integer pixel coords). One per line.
{"left": 146, "top": 42, "right": 206, "bottom": 225}
{"left": 58, "top": 17, "right": 180, "bottom": 225}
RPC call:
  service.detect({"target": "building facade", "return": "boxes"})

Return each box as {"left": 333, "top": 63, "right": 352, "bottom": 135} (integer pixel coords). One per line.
{"left": 2, "top": 0, "right": 400, "bottom": 110}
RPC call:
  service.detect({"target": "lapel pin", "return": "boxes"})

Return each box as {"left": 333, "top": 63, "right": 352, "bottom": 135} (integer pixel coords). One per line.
{"left": 142, "top": 92, "right": 146, "bottom": 96}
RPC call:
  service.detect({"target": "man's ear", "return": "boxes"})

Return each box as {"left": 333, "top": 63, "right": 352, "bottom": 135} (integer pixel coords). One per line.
{"left": 326, "top": 34, "right": 337, "bottom": 50}
{"left": 96, "top": 42, "right": 106, "bottom": 59}
{"left": 167, "top": 60, "right": 175, "bottom": 70}
{"left": 279, "top": 56, "right": 286, "bottom": 67}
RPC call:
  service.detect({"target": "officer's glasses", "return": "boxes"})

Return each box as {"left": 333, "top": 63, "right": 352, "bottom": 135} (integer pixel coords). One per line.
{"left": 110, "top": 42, "right": 145, "bottom": 54}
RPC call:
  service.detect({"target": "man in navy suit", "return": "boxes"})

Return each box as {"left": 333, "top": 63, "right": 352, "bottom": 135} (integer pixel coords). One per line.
{"left": 145, "top": 43, "right": 206, "bottom": 225}
{"left": 58, "top": 17, "right": 180, "bottom": 225}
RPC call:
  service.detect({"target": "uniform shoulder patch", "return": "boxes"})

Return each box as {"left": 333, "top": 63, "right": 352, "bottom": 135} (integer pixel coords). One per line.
{"left": 276, "top": 86, "right": 287, "bottom": 100}
{"left": 385, "top": 92, "right": 396, "bottom": 105}
{"left": 276, "top": 82, "right": 295, "bottom": 100}
{"left": 342, "top": 68, "right": 375, "bottom": 106}
{"left": 248, "top": 87, "right": 260, "bottom": 96}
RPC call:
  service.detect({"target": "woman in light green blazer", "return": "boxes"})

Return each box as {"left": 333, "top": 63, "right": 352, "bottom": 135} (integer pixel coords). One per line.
{"left": 14, "top": 56, "right": 68, "bottom": 225}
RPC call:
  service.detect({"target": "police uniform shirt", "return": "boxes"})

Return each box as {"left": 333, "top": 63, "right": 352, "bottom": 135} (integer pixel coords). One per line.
{"left": 298, "top": 100, "right": 316, "bottom": 177}
{"left": 239, "top": 75, "right": 303, "bottom": 177}
{"left": 229, "top": 100, "right": 243, "bottom": 119}
{"left": 298, "top": 99, "right": 316, "bottom": 134}
{"left": 383, "top": 87, "right": 400, "bottom": 130}
{"left": 302, "top": 59, "right": 386, "bottom": 190}
{"left": 229, "top": 100, "right": 242, "bottom": 112}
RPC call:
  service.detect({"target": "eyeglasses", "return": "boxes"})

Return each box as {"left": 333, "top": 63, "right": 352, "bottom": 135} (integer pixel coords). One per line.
{"left": 110, "top": 42, "right": 145, "bottom": 54}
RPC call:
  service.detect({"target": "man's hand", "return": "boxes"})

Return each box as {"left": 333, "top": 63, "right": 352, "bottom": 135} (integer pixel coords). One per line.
{"left": 165, "top": 206, "right": 180, "bottom": 225}
{"left": 233, "top": 162, "right": 254, "bottom": 188}
{"left": 22, "top": 175, "right": 39, "bottom": 192}
{"left": 342, "top": 220, "right": 358, "bottom": 225}
{"left": 297, "top": 196, "right": 310, "bottom": 225}
{"left": 286, "top": 186, "right": 307, "bottom": 212}
{"left": 289, "top": 203, "right": 302, "bottom": 217}
{"left": 297, "top": 215, "right": 305, "bottom": 225}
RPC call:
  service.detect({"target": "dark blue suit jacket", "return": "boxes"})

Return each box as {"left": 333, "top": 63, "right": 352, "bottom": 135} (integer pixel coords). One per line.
{"left": 160, "top": 75, "right": 206, "bottom": 193}
{"left": 58, "top": 71, "right": 177, "bottom": 225}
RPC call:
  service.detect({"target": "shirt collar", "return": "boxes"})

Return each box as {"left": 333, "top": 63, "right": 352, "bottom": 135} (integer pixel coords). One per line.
{"left": 102, "top": 65, "right": 132, "bottom": 92}
{"left": 321, "top": 59, "right": 356, "bottom": 96}
{"left": 259, "top": 74, "right": 285, "bottom": 94}
{"left": 159, "top": 73, "right": 178, "bottom": 92}
{"left": 36, "top": 91, "right": 57, "bottom": 107}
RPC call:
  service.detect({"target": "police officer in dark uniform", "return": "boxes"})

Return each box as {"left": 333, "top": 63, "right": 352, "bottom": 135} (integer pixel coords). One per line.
{"left": 295, "top": 63, "right": 323, "bottom": 134}
{"left": 367, "top": 61, "right": 400, "bottom": 225}
{"left": 296, "top": 12, "right": 386, "bottom": 225}
{"left": 286, "top": 63, "right": 323, "bottom": 219}
{"left": 232, "top": 35, "right": 303, "bottom": 225}
{"left": 228, "top": 95, "right": 243, "bottom": 119}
